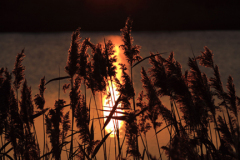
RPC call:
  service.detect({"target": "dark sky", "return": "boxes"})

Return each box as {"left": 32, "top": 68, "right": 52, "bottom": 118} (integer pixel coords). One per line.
{"left": 1, "top": 0, "right": 240, "bottom": 32}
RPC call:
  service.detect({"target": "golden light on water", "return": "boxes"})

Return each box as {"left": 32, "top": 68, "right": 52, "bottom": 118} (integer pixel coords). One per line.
{"left": 103, "top": 81, "right": 123, "bottom": 137}
{"left": 102, "top": 36, "right": 124, "bottom": 137}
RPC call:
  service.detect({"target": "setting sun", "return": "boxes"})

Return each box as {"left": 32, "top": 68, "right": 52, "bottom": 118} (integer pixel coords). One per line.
{"left": 102, "top": 36, "right": 124, "bottom": 137}
{"left": 103, "top": 81, "right": 123, "bottom": 137}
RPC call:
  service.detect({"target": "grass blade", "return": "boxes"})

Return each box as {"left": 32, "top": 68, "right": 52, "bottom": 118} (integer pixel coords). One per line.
{"left": 30, "top": 108, "right": 49, "bottom": 120}
{"left": 0, "top": 153, "right": 14, "bottom": 160}
{"left": 45, "top": 76, "right": 70, "bottom": 85}
{"left": 102, "top": 94, "right": 122, "bottom": 130}
{"left": 91, "top": 131, "right": 112, "bottom": 158}
{"left": 132, "top": 52, "right": 167, "bottom": 68}
{"left": 156, "top": 123, "right": 176, "bottom": 135}
{"left": 98, "top": 109, "right": 129, "bottom": 115}
{"left": 142, "top": 148, "right": 146, "bottom": 160}
{"left": 78, "top": 142, "right": 91, "bottom": 160}
{"left": 0, "top": 141, "right": 11, "bottom": 152}
{"left": 90, "top": 120, "right": 94, "bottom": 141}
{"left": 39, "top": 141, "right": 70, "bottom": 159}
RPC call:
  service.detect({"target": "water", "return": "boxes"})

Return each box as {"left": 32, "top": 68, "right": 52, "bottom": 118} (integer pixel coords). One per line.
{"left": 1, "top": 31, "right": 240, "bottom": 159}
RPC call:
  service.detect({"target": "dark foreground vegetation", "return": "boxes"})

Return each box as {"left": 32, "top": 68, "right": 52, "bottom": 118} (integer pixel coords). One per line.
{"left": 1, "top": 18, "right": 240, "bottom": 160}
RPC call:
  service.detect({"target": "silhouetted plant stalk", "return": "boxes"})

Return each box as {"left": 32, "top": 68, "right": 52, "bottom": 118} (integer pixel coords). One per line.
{"left": 86, "top": 41, "right": 109, "bottom": 160}
{"left": 20, "top": 80, "right": 41, "bottom": 159}
{"left": 11, "top": 50, "right": 25, "bottom": 159}
{"left": 12, "top": 49, "right": 25, "bottom": 105}
{"left": 136, "top": 91, "right": 151, "bottom": 160}
{"left": 1, "top": 68, "right": 18, "bottom": 160}
{"left": 197, "top": 47, "right": 240, "bottom": 159}
{"left": 113, "top": 63, "right": 139, "bottom": 159}
{"left": 120, "top": 17, "right": 141, "bottom": 111}
{"left": 65, "top": 28, "right": 81, "bottom": 159}
{"left": 120, "top": 18, "right": 142, "bottom": 159}
{"left": 3, "top": 18, "right": 240, "bottom": 160}
{"left": 46, "top": 99, "right": 70, "bottom": 160}
{"left": 34, "top": 76, "right": 46, "bottom": 160}
{"left": 120, "top": 18, "right": 142, "bottom": 160}
{"left": 104, "top": 40, "right": 125, "bottom": 159}
{"left": 140, "top": 67, "right": 164, "bottom": 160}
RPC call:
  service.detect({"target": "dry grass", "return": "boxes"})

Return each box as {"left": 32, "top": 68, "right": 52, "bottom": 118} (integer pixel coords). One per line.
{"left": 0, "top": 18, "right": 240, "bottom": 160}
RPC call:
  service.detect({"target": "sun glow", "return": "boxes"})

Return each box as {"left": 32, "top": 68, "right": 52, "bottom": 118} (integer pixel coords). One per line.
{"left": 102, "top": 36, "right": 124, "bottom": 137}
{"left": 103, "top": 82, "right": 123, "bottom": 137}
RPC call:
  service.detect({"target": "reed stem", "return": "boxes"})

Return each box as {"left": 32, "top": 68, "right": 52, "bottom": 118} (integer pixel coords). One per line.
{"left": 1, "top": 134, "right": 5, "bottom": 160}
{"left": 70, "top": 78, "right": 74, "bottom": 160}
{"left": 139, "top": 133, "right": 150, "bottom": 160}
{"left": 93, "top": 94, "right": 107, "bottom": 160}
{"left": 154, "top": 128, "right": 162, "bottom": 160}
{"left": 101, "top": 93, "right": 107, "bottom": 160}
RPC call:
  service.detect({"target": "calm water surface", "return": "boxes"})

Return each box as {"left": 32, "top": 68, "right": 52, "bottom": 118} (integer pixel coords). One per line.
{"left": 0, "top": 31, "right": 240, "bottom": 159}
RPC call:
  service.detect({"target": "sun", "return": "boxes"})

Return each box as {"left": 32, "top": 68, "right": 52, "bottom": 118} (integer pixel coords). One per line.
{"left": 103, "top": 81, "right": 123, "bottom": 137}
{"left": 102, "top": 35, "right": 125, "bottom": 137}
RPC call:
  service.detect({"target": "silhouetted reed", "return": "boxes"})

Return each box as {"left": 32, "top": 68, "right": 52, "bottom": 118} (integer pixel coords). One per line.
{"left": 78, "top": 38, "right": 90, "bottom": 91}
{"left": 45, "top": 99, "right": 70, "bottom": 160}
{"left": 34, "top": 76, "right": 46, "bottom": 159}
{"left": 0, "top": 69, "right": 11, "bottom": 136}
{"left": 114, "top": 63, "right": 134, "bottom": 110}
{"left": 65, "top": 28, "right": 81, "bottom": 159}
{"left": 65, "top": 28, "right": 81, "bottom": 78}
{"left": 12, "top": 49, "right": 25, "bottom": 91}
{"left": 104, "top": 40, "right": 117, "bottom": 79}
{"left": 125, "top": 112, "right": 140, "bottom": 158}
{"left": 120, "top": 17, "right": 141, "bottom": 68}
{"left": 2, "top": 18, "right": 240, "bottom": 160}
{"left": 136, "top": 91, "right": 151, "bottom": 150}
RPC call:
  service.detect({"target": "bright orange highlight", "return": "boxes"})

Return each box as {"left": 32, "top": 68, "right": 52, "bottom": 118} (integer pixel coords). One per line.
{"left": 102, "top": 36, "right": 124, "bottom": 137}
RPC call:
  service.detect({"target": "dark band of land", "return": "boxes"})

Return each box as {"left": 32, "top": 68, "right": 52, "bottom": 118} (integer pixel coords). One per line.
{"left": 1, "top": 0, "right": 240, "bottom": 32}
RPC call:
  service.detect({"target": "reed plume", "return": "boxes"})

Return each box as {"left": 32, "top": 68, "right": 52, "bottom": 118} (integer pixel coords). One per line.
{"left": 187, "top": 58, "right": 211, "bottom": 131}
{"left": 65, "top": 28, "right": 80, "bottom": 78}
{"left": 120, "top": 17, "right": 141, "bottom": 116}
{"left": 46, "top": 99, "right": 70, "bottom": 160}
{"left": 104, "top": 40, "right": 117, "bottom": 79}
{"left": 78, "top": 38, "right": 90, "bottom": 80}
{"left": 91, "top": 43, "right": 107, "bottom": 92}
{"left": 197, "top": 47, "right": 237, "bottom": 154}
{"left": 120, "top": 17, "right": 141, "bottom": 67}
{"left": 12, "top": 49, "right": 25, "bottom": 91}
{"left": 225, "top": 76, "right": 239, "bottom": 118}
{"left": 125, "top": 112, "right": 141, "bottom": 158}
{"left": 75, "top": 94, "right": 91, "bottom": 147}
{"left": 1, "top": 69, "right": 22, "bottom": 160}
{"left": 34, "top": 77, "right": 46, "bottom": 111}
{"left": 5, "top": 88, "right": 22, "bottom": 159}
{"left": 0, "top": 69, "right": 11, "bottom": 135}
{"left": 114, "top": 63, "right": 134, "bottom": 110}
{"left": 162, "top": 53, "right": 195, "bottom": 130}
{"left": 65, "top": 28, "right": 81, "bottom": 159}
{"left": 34, "top": 76, "right": 46, "bottom": 159}
{"left": 20, "top": 80, "right": 34, "bottom": 126}
{"left": 136, "top": 91, "right": 151, "bottom": 135}
{"left": 197, "top": 46, "right": 214, "bottom": 68}
{"left": 140, "top": 67, "right": 161, "bottom": 130}
{"left": 148, "top": 53, "right": 170, "bottom": 97}
{"left": 216, "top": 115, "right": 236, "bottom": 159}
{"left": 20, "top": 80, "right": 40, "bottom": 159}
{"left": 162, "top": 131, "right": 200, "bottom": 160}
{"left": 3, "top": 19, "right": 240, "bottom": 160}
{"left": 136, "top": 91, "right": 151, "bottom": 160}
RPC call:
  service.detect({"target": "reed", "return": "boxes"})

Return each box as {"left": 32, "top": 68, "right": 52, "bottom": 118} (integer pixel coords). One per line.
{"left": 1, "top": 18, "right": 240, "bottom": 160}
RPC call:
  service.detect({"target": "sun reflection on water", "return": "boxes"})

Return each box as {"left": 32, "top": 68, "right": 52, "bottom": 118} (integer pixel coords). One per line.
{"left": 102, "top": 35, "right": 125, "bottom": 137}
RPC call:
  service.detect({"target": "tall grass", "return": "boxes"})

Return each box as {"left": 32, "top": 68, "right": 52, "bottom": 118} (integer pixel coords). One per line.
{"left": 0, "top": 18, "right": 240, "bottom": 160}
